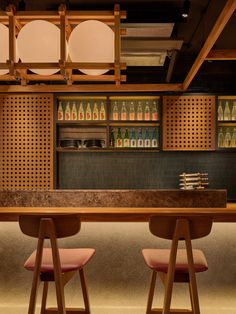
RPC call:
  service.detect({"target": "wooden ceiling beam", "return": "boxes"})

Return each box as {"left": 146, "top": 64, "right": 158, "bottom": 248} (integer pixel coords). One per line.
{"left": 183, "top": 0, "right": 236, "bottom": 90}
{"left": 206, "top": 49, "right": 236, "bottom": 60}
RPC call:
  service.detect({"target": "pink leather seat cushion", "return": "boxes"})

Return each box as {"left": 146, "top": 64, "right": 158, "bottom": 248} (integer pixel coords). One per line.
{"left": 24, "top": 248, "right": 95, "bottom": 272}
{"left": 142, "top": 249, "right": 208, "bottom": 273}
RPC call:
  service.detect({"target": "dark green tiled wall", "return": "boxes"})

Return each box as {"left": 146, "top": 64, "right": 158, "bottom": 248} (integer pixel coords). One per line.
{"left": 58, "top": 151, "right": 236, "bottom": 201}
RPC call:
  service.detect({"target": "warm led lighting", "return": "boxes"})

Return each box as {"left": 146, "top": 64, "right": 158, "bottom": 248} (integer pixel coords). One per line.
{"left": 68, "top": 20, "right": 114, "bottom": 75}
{"left": 17, "top": 20, "right": 67, "bottom": 75}
{"left": 0, "top": 23, "right": 19, "bottom": 75}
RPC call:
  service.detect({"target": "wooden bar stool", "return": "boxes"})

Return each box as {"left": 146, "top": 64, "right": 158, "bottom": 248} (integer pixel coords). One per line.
{"left": 142, "top": 215, "right": 212, "bottom": 314}
{"left": 19, "top": 214, "right": 95, "bottom": 314}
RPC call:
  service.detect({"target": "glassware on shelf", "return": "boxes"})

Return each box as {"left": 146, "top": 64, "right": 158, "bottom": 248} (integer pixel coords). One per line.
{"left": 65, "top": 101, "right": 71, "bottom": 120}
{"left": 123, "top": 128, "right": 130, "bottom": 147}
{"left": 93, "top": 102, "right": 99, "bottom": 120}
{"left": 116, "top": 127, "right": 123, "bottom": 148}
{"left": 231, "top": 101, "right": 236, "bottom": 120}
{"left": 224, "top": 101, "right": 231, "bottom": 120}
{"left": 218, "top": 101, "right": 223, "bottom": 121}
{"left": 144, "top": 102, "right": 150, "bottom": 121}
{"left": 129, "top": 102, "right": 135, "bottom": 120}
{"left": 137, "top": 128, "right": 144, "bottom": 147}
{"left": 121, "top": 101, "right": 127, "bottom": 120}
{"left": 85, "top": 102, "right": 91, "bottom": 120}
{"left": 144, "top": 128, "right": 151, "bottom": 147}
{"left": 112, "top": 101, "right": 119, "bottom": 120}
{"left": 151, "top": 128, "right": 158, "bottom": 147}
{"left": 100, "top": 101, "right": 106, "bottom": 120}
{"left": 152, "top": 101, "right": 158, "bottom": 121}
{"left": 78, "top": 102, "right": 84, "bottom": 120}
{"left": 58, "top": 101, "right": 64, "bottom": 120}
{"left": 218, "top": 128, "right": 224, "bottom": 148}
{"left": 71, "top": 101, "right": 77, "bottom": 120}
{"left": 130, "top": 128, "right": 136, "bottom": 147}
{"left": 137, "top": 101, "right": 143, "bottom": 120}
{"left": 224, "top": 128, "right": 231, "bottom": 147}
{"left": 231, "top": 128, "right": 236, "bottom": 148}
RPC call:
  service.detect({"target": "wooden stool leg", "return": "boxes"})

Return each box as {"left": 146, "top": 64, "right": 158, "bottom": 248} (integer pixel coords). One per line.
{"left": 79, "top": 269, "right": 90, "bottom": 314}
{"left": 28, "top": 271, "right": 41, "bottom": 314}
{"left": 162, "top": 265, "right": 175, "bottom": 314}
{"left": 146, "top": 271, "right": 157, "bottom": 314}
{"left": 41, "top": 282, "right": 49, "bottom": 314}
{"left": 189, "top": 274, "right": 200, "bottom": 314}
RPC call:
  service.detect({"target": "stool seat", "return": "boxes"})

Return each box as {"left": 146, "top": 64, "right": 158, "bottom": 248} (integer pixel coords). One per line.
{"left": 24, "top": 248, "right": 95, "bottom": 273}
{"left": 142, "top": 248, "right": 208, "bottom": 273}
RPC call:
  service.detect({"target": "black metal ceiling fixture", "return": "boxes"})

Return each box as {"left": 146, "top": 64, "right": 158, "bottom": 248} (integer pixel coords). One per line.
{"left": 182, "top": 0, "right": 190, "bottom": 18}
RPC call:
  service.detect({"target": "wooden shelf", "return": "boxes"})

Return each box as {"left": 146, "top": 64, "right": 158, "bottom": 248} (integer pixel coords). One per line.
{"left": 56, "top": 120, "right": 107, "bottom": 126}
{"left": 56, "top": 147, "right": 160, "bottom": 153}
{"left": 218, "top": 121, "right": 236, "bottom": 126}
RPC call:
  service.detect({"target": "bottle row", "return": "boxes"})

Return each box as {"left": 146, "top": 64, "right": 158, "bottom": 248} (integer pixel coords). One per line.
{"left": 218, "top": 127, "right": 236, "bottom": 148}
{"left": 110, "top": 127, "right": 159, "bottom": 148}
{"left": 58, "top": 100, "right": 106, "bottom": 121}
{"left": 111, "top": 100, "right": 159, "bottom": 121}
{"left": 218, "top": 100, "right": 236, "bottom": 121}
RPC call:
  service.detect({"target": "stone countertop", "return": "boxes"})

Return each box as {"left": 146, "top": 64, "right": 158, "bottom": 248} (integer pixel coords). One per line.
{"left": 0, "top": 189, "right": 227, "bottom": 208}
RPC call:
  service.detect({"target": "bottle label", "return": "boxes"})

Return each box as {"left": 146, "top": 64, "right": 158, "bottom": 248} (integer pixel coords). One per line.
{"left": 152, "top": 112, "right": 158, "bottom": 121}
{"left": 100, "top": 112, "right": 105, "bottom": 120}
{"left": 137, "top": 113, "right": 142, "bottom": 120}
{"left": 93, "top": 112, "right": 98, "bottom": 120}
{"left": 130, "top": 139, "right": 136, "bottom": 147}
{"left": 124, "top": 139, "right": 130, "bottom": 147}
{"left": 58, "top": 111, "right": 63, "bottom": 120}
{"left": 113, "top": 113, "right": 119, "bottom": 120}
{"left": 79, "top": 112, "right": 84, "bottom": 120}
{"left": 72, "top": 112, "right": 77, "bottom": 120}
{"left": 86, "top": 112, "right": 91, "bottom": 120}
{"left": 129, "top": 113, "right": 135, "bottom": 120}
{"left": 151, "top": 139, "right": 158, "bottom": 147}
{"left": 121, "top": 113, "right": 127, "bottom": 120}
{"left": 144, "top": 139, "right": 151, "bottom": 147}
{"left": 65, "top": 112, "right": 70, "bottom": 120}
{"left": 138, "top": 139, "right": 143, "bottom": 147}
{"left": 117, "top": 139, "right": 123, "bottom": 148}
{"left": 144, "top": 113, "right": 150, "bottom": 120}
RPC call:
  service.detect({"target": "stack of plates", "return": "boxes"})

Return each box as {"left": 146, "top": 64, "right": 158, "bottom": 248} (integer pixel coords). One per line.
{"left": 179, "top": 173, "right": 209, "bottom": 190}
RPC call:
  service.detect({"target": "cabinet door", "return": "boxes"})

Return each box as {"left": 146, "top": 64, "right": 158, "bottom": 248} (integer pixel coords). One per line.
{"left": 162, "top": 95, "right": 215, "bottom": 151}
{"left": 0, "top": 94, "right": 54, "bottom": 190}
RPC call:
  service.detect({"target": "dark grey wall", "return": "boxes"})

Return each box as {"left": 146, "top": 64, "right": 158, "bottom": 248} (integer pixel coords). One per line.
{"left": 57, "top": 151, "right": 236, "bottom": 201}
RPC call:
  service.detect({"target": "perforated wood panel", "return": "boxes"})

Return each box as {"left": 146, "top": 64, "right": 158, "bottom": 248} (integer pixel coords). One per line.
{"left": 0, "top": 94, "right": 54, "bottom": 190}
{"left": 162, "top": 95, "right": 215, "bottom": 151}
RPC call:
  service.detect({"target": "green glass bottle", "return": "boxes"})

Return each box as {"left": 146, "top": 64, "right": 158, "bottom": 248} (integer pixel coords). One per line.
{"left": 123, "top": 128, "right": 130, "bottom": 147}
{"left": 116, "top": 127, "right": 123, "bottom": 148}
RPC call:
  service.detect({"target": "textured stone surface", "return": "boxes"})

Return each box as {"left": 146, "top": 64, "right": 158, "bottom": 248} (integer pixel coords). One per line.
{"left": 0, "top": 189, "right": 227, "bottom": 208}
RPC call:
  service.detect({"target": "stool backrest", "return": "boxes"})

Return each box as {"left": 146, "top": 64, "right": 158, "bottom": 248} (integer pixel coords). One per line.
{"left": 149, "top": 215, "right": 213, "bottom": 240}
{"left": 19, "top": 214, "right": 81, "bottom": 239}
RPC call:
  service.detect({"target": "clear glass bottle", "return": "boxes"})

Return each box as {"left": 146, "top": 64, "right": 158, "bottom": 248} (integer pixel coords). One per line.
{"left": 116, "top": 127, "right": 123, "bottom": 148}
{"left": 78, "top": 102, "right": 84, "bottom": 120}
{"left": 123, "top": 128, "right": 130, "bottom": 148}
{"left": 121, "top": 101, "right": 127, "bottom": 120}
{"left": 93, "top": 102, "right": 99, "bottom": 120}
{"left": 129, "top": 102, "right": 135, "bottom": 120}
{"left": 218, "top": 101, "right": 223, "bottom": 121}
{"left": 57, "top": 101, "right": 64, "bottom": 120}
{"left": 137, "top": 101, "right": 143, "bottom": 121}
{"left": 151, "top": 128, "right": 158, "bottom": 147}
{"left": 152, "top": 101, "right": 158, "bottom": 121}
{"left": 85, "top": 102, "right": 91, "bottom": 120}
{"left": 65, "top": 101, "right": 71, "bottom": 120}
{"left": 137, "top": 128, "right": 143, "bottom": 147}
{"left": 224, "top": 101, "right": 231, "bottom": 120}
{"left": 231, "top": 128, "right": 236, "bottom": 148}
{"left": 71, "top": 101, "right": 77, "bottom": 120}
{"left": 231, "top": 101, "right": 236, "bottom": 120}
{"left": 144, "top": 128, "right": 151, "bottom": 147}
{"left": 218, "top": 128, "right": 224, "bottom": 148}
{"left": 112, "top": 101, "right": 119, "bottom": 120}
{"left": 144, "top": 101, "right": 150, "bottom": 121}
{"left": 100, "top": 101, "right": 106, "bottom": 120}
{"left": 130, "top": 128, "right": 136, "bottom": 147}
{"left": 224, "top": 128, "right": 231, "bottom": 147}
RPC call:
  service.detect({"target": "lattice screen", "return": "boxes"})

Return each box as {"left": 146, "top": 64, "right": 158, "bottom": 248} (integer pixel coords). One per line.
{"left": 0, "top": 94, "right": 54, "bottom": 190}
{"left": 162, "top": 95, "right": 215, "bottom": 151}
